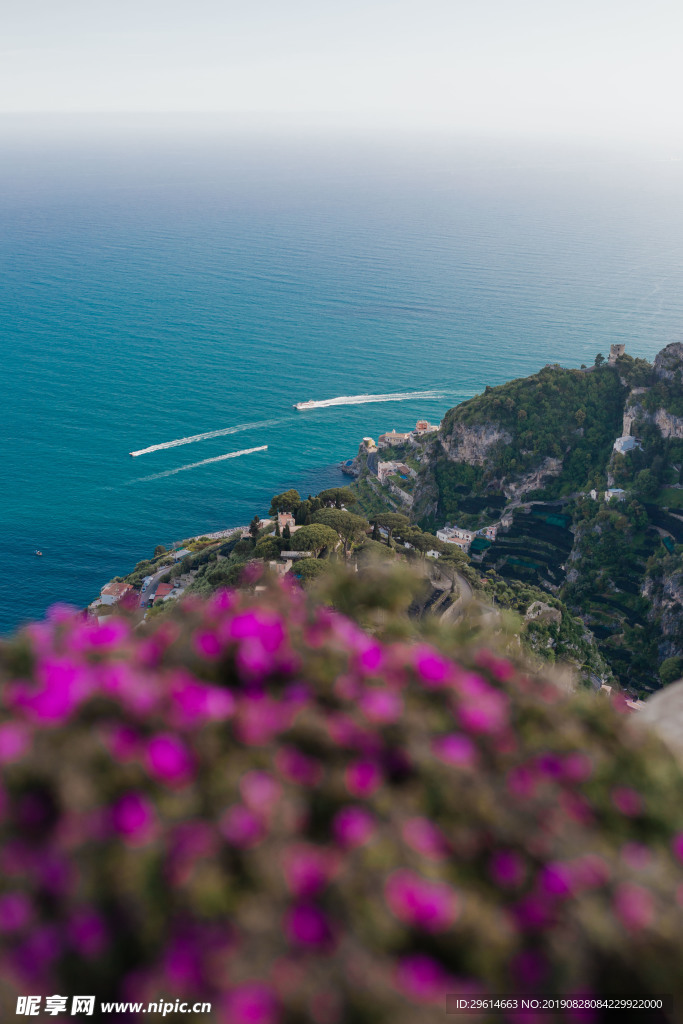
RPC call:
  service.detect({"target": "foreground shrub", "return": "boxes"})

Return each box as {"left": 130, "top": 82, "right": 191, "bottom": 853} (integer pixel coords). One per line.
{"left": 1, "top": 576, "right": 683, "bottom": 1022}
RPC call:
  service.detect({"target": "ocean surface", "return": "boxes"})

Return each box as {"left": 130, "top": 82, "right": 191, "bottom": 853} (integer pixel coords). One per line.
{"left": 2, "top": 120, "right": 683, "bottom": 634}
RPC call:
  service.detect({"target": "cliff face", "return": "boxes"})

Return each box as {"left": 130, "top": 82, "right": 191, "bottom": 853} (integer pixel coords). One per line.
{"left": 654, "top": 342, "right": 683, "bottom": 383}
{"left": 439, "top": 422, "right": 512, "bottom": 464}
{"left": 503, "top": 456, "right": 564, "bottom": 499}
{"left": 623, "top": 397, "right": 683, "bottom": 440}
{"left": 644, "top": 567, "right": 683, "bottom": 660}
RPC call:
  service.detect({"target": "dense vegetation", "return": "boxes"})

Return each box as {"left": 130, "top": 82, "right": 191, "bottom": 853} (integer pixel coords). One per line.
{"left": 437, "top": 363, "right": 625, "bottom": 514}
{"left": 3, "top": 573, "right": 683, "bottom": 1020}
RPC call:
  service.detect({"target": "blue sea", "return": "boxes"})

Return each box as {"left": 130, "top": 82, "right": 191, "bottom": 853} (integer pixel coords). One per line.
{"left": 3, "top": 118, "right": 683, "bottom": 634}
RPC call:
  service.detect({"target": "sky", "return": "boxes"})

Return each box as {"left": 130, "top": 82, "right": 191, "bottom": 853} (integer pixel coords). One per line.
{"left": 1, "top": 0, "right": 683, "bottom": 143}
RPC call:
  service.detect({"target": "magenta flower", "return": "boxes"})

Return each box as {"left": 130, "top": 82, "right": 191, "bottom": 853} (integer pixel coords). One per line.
{"left": 569, "top": 854, "right": 610, "bottom": 889}
{"left": 538, "top": 862, "right": 574, "bottom": 900}
{"left": 275, "top": 747, "right": 323, "bottom": 787}
{"left": 221, "top": 805, "right": 264, "bottom": 849}
{"left": 145, "top": 734, "right": 195, "bottom": 787}
{"left": 345, "top": 760, "right": 382, "bottom": 798}
{"left": 236, "top": 695, "right": 289, "bottom": 746}
{"left": 357, "top": 640, "right": 383, "bottom": 673}
{"left": 193, "top": 630, "right": 222, "bottom": 659}
{"left": 611, "top": 787, "right": 643, "bottom": 817}
{"left": 490, "top": 850, "right": 525, "bottom": 888}
{"left": 458, "top": 686, "right": 508, "bottom": 734}
{"left": 613, "top": 883, "right": 654, "bottom": 931}
{"left": 285, "top": 903, "right": 333, "bottom": 948}
{"left": 401, "top": 818, "right": 449, "bottom": 861}
{"left": 282, "top": 844, "right": 336, "bottom": 897}
{"left": 562, "top": 752, "right": 593, "bottom": 782}
{"left": 0, "top": 892, "right": 32, "bottom": 932}
{"left": 620, "top": 842, "right": 652, "bottom": 870}
{"left": 432, "top": 733, "right": 477, "bottom": 767}
{"left": 67, "top": 909, "right": 107, "bottom": 957}
{"left": 171, "top": 675, "right": 235, "bottom": 724}
{"left": 413, "top": 645, "right": 452, "bottom": 687}
{"left": 673, "top": 833, "right": 683, "bottom": 863}
{"left": 226, "top": 609, "right": 285, "bottom": 653}
{"left": 104, "top": 724, "right": 140, "bottom": 762}
{"left": 359, "top": 687, "right": 403, "bottom": 723}
{"left": 0, "top": 722, "right": 30, "bottom": 763}
{"left": 511, "top": 950, "right": 547, "bottom": 987}
{"left": 385, "top": 870, "right": 459, "bottom": 933}
{"left": 394, "top": 954, "right": 450, "bottom": 1004}
{"left": 240, "top": 771, "right": 283, "bottom": 817}
{"left": 112, "top": 792, "right": 156, "bottom": 845}
{"left": 332, "top": 806, "right": 376, "bottom": 848}
{"left": 224, "top": 984, "right": 279, "bottom": 1024}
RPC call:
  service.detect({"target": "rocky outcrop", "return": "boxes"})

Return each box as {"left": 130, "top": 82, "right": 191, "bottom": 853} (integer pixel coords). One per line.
{"left": 654, "top": 342, "right": 683, "bottom": 383}
{"left": 623, "top": 399, "right": 683, "bottom": 440}
{"left": 440, "top": 422, "right": 512, "bottom": 465}
{"left": 644, "top": 569, "right": 683, "bottom": 660}
{"left": 503, "top": 456, "right": 563, "bottom": 499}
{"left": 638, "top": 681, "right": 683, "bottom": 759}
{"left": 525, "top": 601, "right": 562, "bottom": 626}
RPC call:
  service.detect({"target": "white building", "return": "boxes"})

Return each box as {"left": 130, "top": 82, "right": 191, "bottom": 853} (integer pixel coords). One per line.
{"left": 436, "top": 526, "right": 477, "bottom": 552}
{"left": 605, "top": 488, "right": 626, "bottom": 502}
{"left": 377, "top": 460, "right": 399, "bottom": 483}
{"left": 100, "top": 581, "right": 133, "bottom": 606}
{"left": 613, "top": 435, "right": 642, "bottom": 454}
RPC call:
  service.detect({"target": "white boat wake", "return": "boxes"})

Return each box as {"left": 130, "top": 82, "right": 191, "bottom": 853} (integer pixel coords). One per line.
{"left": 129, "top": 418, "right": 281, "bottom": 457}
{"left": 294, "top": 390, "right": 444, "bottom": 410}
{"left": 134, "top": 446, "right": 268, "bottom": 483}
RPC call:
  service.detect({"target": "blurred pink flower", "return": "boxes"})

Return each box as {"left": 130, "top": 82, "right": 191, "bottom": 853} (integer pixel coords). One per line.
{"left": 332, "top": 806, "right": 375, "bottom": 848}
{"left": 621, "top": 842, "right": 652, "bottom": 871}
{"left": 240, "top": 771, "right": 283, "bottom": 817}
{"left": 282, "top": 844, "right": 335, "bottom": 898}
{"left": 193, "top": 630, "right": 222, "bottom": 659}
{"left": 432, "top": 733, "right": 477, "bottom": 767}
{"left": 68, "top": 909, "right": 107, "bottom": 957}
{"left": 275, "top": 747, "right": 323, "bottom": 787}
{"left": 224, "top": 983, "right": 279, "bottom": 1024}
{"left": 0, "top": 892, "right": 32, "bottom": 932}
{"left": 611, "top": 787, "right": 643, "bottom": 817}
{"left": 111, "top": 792, "right": 156, "bottom": 845}
{"left": 458, "top": 684, "right": 508, "bottom": 734}
{"left": 490, "top": 850, "right": 525, "bottom": 888}
{"left": 345, "top": 760, "right": 382, "bottom": 798}
{"left": 394, "top": 953, "right": 450, "bottom": 1004}
{"left": 221, "top": 805, "right": 264, "bottom": 849}
{"left": 385, "top": 870, "right": 458, "bottom": 932}
{"left": 0, "top": 722, "right": 30, "bottom": 763}
{"left": 359, "top": 687, "right": 403, "bottom": 723}
{"left": 285, "top": 903, "right": 333, "bottom": 948}
{"left": 413, "top": 645, "right": 452, "bottom": 687}
{"left": 614, "top": 883, "right": 654, "bottom": 931}
{"left": 401, "top": 818, "right": 449, "bottom": 861}
{"left": 145, "top": 734, "right": 195, "bottom": 787}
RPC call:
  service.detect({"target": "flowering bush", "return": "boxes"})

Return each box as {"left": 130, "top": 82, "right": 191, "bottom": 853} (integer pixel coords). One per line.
{"left": 1, "top": 576, "right": 683, "bottom": 1022}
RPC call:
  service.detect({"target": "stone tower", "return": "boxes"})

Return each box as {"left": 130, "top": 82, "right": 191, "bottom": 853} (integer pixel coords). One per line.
{"left": 608, "top": 343, "right": 626, "bottom": 364}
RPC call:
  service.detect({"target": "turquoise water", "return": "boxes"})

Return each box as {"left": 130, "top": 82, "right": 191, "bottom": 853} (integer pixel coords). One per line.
{"left": 3, "top": 125, "right": 683, "bottom": 633}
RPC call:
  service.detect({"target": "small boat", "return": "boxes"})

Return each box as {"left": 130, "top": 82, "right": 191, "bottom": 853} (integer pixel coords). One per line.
{"left": 35, "top": 550, "right": 43, "bottom": 556}
{"left": 294, "top": 400, "right": 317, "bottom": 410}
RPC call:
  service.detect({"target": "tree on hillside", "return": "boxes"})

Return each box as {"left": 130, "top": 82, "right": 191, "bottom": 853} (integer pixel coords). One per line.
{"left": 249, "top": 516, "right": 261, "bottom": 542}
{"left": 282, "top": 523, "right": 291, "bottom": 541}
{"left": 268, "top": 489, "right": 301, "bottom": 516}
{"left": 371, "top": 512, "right": 410, "bottom": 546}
{"left": 317, "top": 487, "right": 358, "bottom": 510}
{"left": 310, "top": 508, "right": 368, "bottom": 556}
{"left": 595, "top": 353, "right": 605, "bottom": 367}
{"left": 289, "top": 557, "right": 331, "bottom": 584}
{"left": 288, "top": 524, "right": 340, "bottom": 558}
{"left": 154, "top": 545, "right": 167, "bottom": 557}
{"left": 253, "top": 537, "right": 282, "bottom": 561}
